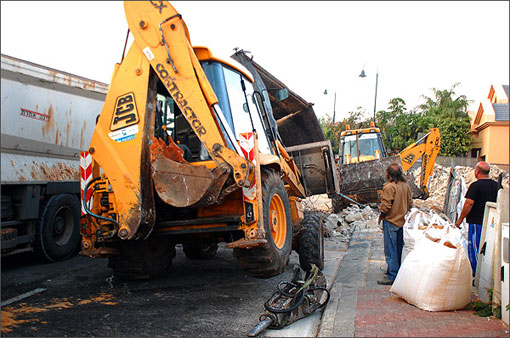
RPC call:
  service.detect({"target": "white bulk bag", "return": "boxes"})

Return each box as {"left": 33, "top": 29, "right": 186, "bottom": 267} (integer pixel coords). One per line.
{"left": 390, "top": 236, "right": 472, "bottom": 311}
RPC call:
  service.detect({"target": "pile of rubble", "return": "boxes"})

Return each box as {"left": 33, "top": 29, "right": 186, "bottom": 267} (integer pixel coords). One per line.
{"left": 322, "top": 204, "right": 379, "bottom": 242}
{"left": 410, "top": 163, "right": 509, "bottom": 210}
{"left": 303, "top": 162, "right": 509, "bottom": 245}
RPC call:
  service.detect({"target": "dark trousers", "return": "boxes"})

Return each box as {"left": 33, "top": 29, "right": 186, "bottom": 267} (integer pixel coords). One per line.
{"left": 383, "top": 220, "right": 404, "bottom": 280}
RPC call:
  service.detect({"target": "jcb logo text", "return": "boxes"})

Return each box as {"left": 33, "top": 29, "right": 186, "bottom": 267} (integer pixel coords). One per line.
{"left": 110, "top": 93, "right": 139, "bottom": 131}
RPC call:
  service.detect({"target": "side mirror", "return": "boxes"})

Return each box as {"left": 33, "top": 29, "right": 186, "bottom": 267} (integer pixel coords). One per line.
{"left": 276, "top": 88, "right": 289, "bottom": 101}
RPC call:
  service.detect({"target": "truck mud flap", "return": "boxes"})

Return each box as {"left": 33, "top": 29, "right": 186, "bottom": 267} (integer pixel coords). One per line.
{"left": 337, "top": 156, "right": 423, "bottom": 202}
{"left": 150, "top": 138, "right": 229, "bottom": 208}
{"left": 285, "top": 141, "right": 339, "bottom": 197}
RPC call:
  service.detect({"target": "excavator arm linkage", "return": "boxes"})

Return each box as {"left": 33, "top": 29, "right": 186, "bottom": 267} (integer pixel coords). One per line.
{"left": 87, "top": 1, "right": 254, "bottom": 240}
{"left": 398, "top": 128, "right": 441, "bottom": 198}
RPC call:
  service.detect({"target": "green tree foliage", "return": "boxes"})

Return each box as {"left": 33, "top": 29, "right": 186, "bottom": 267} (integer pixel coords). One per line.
{"left": 375, "top": 98, "right": 425, "bottom": 151}
{"left": 318, "top": 115, "right": 343, "bottom": 154}
{"left": 417, "top": 83, "right": 472, "bottom": 156}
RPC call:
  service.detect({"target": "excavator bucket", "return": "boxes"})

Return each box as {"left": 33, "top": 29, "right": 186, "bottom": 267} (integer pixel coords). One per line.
{"left": 337, "top": 155, "right": 424, "bottom": 204}
{"left": 285, "top": 141, "right": 339, "bottom": 197}
{"left": 150, "top": 138, "right": 228, "bottom": 208}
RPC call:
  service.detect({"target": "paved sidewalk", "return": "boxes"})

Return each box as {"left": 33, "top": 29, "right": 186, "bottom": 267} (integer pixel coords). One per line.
{"left": 319, "top": 229, "right": 510, "bottom": 337}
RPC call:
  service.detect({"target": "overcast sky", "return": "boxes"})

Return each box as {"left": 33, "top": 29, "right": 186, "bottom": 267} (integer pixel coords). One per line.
{"left": 1, "top": 1, "right": 509, "bottom": 121}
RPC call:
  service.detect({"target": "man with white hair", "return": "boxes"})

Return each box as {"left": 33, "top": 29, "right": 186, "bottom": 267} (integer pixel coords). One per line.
{"left": 455, "top": 161, "right": 499, "bottom": 275}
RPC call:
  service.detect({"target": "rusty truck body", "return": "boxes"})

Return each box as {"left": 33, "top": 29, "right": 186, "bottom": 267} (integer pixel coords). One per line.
{"left": 1, "top": 54, "right": 108, "bottom": 261}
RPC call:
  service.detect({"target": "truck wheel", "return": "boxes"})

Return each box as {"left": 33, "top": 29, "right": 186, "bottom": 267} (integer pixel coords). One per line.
{"left": 296, "top": 212, "right": 325, "bottom": 271}
{"left": 183, "top": 242, "right": 218, "bottom": 260}
{"left": 234, "top": 169, "right": 292, "bottom": 278}
{"left": 108, "top": 236, "right": 176, "bottom": 280}
{"left": 35, "top": 194, "right": 81, "bottom": 262}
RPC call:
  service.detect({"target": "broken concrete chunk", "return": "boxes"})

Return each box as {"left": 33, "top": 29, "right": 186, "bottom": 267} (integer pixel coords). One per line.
{"left": 361, "top": 206, "right": 375, "bottom": 219}
{"left": 325, "top": 214, "right": 340, "bottom": 232}
{"left": 345, "top": 212, "right": 363, "bottom": 223}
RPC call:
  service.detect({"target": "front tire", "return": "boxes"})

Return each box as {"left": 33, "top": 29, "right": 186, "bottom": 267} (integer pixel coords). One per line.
{"left": 234, "top": 169, "right": 292, "bottom": 278}
{"left": 35, "top": 194, "right": 81, "bottom": 262}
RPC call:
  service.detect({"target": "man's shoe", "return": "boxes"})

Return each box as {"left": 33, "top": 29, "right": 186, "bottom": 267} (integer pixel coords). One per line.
{"left": 377, "top": 277, "right": 394, "bottom": 285}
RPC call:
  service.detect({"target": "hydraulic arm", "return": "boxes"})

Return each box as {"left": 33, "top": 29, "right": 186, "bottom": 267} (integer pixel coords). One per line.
{"left": 87, "top": 1, "right": 254, "bottom": 240}
{"left": 399, "top": 128, "right": 441, "bottom": 198}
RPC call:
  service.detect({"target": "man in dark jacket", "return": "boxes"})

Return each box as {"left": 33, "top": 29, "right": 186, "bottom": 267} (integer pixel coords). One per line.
{"left": 377, "top": 163, "right": 413, "bottom": 285}
{"left": 455, "top": 161, "right": 499, "bottom": 275}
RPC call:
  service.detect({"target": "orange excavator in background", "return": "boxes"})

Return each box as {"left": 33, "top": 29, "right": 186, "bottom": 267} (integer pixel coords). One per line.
{"left": 79, "top": 1, "right": 338, "bottom": 280}
{"left": 333, "top": 124, "right": 441, "bottom": 212}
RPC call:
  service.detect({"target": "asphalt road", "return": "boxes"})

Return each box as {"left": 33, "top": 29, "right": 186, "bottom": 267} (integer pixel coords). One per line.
{"left": 1, "top": 245, "right": 305, "bottom": 337}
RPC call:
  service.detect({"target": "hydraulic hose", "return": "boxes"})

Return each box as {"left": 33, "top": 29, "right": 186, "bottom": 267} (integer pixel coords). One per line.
{"left": 82, "top": 177, "right": 119, "bottom": 229}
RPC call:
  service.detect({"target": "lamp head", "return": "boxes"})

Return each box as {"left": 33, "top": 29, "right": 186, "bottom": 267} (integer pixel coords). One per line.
{"left": 359, "top": 69, "right": 366, "bottom": 78}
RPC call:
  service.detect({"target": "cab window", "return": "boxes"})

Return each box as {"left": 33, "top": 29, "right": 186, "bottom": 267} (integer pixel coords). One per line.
{"left": 202, "top": 61, "right": 271, "bottom": 154}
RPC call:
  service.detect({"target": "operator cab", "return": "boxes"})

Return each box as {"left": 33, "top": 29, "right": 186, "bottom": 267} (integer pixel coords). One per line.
{"left": 338, "top": 123, "right": 387, "bottom": 165}
{"left": 153, "top": 47, "right": 274, "bottom": 162}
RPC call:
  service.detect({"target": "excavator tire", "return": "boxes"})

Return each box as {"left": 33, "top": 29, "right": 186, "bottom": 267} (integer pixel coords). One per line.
{"left": 234, "top": 169, "right": 292, "bottom": 278}
{"left": 108, "top": 236, "right": 176, "bottom": 280}
{"left": 296, "top": 212, "right": 324, "bottom": 271}
{"left": 183, "top": 242, "right": 218, "bottom": 260}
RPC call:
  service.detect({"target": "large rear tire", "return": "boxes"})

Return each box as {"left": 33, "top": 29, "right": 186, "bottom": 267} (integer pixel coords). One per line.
{"left": 234, "top": 169, "right": 292, "bottom": 278}
{"left": 35, "top": 194, "right": 81, "bottom": 262}
{"left": 296, "top": 212, "right": 325, "bottom": 272}
{"left": 183, "top": 242, "right": 218, "bottom": 260}
{"left": 108, "top": 236, "right": 176, "bottom": 280}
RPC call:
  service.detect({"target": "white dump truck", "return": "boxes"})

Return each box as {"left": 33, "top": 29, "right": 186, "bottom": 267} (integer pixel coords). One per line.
{"left": 1, "top": 54, "right": 108, "bottom": 261}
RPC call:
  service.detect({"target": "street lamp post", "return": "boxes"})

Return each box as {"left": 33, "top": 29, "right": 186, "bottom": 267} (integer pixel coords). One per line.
{"left": 359, "top": 67, "right": 379, "bottom": 126}
{"left": 323, "top": 90, "right": 337, "bottom": 123}
{"left": 373, "top": 71, "right": 379, "bottom": 125}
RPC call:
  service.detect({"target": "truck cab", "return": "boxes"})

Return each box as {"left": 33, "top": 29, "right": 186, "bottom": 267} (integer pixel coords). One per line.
{"left": 337, "top": 123, "right": 387, "bottom": 165}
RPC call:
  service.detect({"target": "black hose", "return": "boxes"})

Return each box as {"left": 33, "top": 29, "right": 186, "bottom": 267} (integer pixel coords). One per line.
{"left": 264, "top": 285, "right": 306, "bottom": 314}
{"left": 82, "top": 177, "right": 119, "bottom": 228}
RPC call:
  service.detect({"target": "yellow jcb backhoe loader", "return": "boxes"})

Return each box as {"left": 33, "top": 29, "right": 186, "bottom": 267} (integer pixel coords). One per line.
{"left": 333, "top": 126, "right": 441, "bottom": 212}
{"left": 79, "top": 1, "right": 337, "bottom": 280}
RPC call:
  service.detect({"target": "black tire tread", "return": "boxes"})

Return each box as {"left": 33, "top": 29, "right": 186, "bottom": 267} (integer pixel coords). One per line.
{"left": 34, "top": 194, "right": 81, "bottom": 263}
{"left": 297, "top": 211, "right": 325, "bottom": 271}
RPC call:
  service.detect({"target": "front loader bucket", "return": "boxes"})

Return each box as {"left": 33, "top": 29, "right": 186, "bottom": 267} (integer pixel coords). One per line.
{"left": 286, "top": 141, "right": 339, "bottom": 197}
{"left": 150, "top": 138, "right": 227, "bottom": 208}
{"left": 337, "top": 156, "right": 423, "bottom": 204}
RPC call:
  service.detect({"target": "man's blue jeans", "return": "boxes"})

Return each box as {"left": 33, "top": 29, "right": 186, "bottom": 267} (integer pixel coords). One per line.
{"left": 468, "top": 223, "right": 483, "bottom": 276}
{"left": 383, "top": 220, "right": 404, "bottom": 281}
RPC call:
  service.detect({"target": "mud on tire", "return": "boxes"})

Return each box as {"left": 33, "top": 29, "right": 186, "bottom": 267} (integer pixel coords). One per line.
{"left": 296, "top": 212, "right": 325, "bottom": 272}
{"left": 108, "top": 235, "right": 176, "bottom": 280}
{"left": 234, "top": 169, "right": 292, "bottom": 278}
{"left": 183, "top": 242, "right": 218, "bottom": 260}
